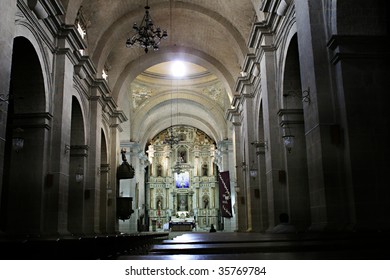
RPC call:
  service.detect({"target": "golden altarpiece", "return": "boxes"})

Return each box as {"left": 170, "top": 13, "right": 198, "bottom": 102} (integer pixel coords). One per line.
{"left": 146, "top": 126, "right": 219, "bottom": 231}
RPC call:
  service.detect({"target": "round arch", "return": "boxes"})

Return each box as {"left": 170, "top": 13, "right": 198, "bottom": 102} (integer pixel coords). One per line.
{"left": 134, "top": 98, "right": 225, "bottom": 148}
{"left": 0, "top": 36, "right": 48, "bottom": 234}
{"left": 92, "top": 1, "right": 248, "bottom": 74}
{"left": 114, "top": 47, "right": 236, "bottom": 105}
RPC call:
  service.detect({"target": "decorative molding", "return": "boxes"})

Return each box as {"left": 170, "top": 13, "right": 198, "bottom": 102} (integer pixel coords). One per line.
{"left": 16, "top": 0, "right": 56, "bottom": 52}
{"left": 327, "top": 35, "right": 389, "bottom": 65}
{"left": 100, "top": 163, "right": 111, "bottom": 174}
{"left": 226, "top": 108, "right": 242, "bottom": 126}
{"left": 278, "top": 109, "right": 304, "bottom": 127}
{"left": 70, "top": 145, "right": 89, "bottom": 157}
{"left": 12, "top": 112, "right": 53, "bottom": 130}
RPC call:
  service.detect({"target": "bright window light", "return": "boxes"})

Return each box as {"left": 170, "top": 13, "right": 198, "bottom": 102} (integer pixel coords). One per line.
{"left": 102, "top": 69, "right": 108, "bottom": 80}
{"left": 171, "top": 61, "right": 186, "bottom": 77}
{"left": 77, "top": 23, "right": 86, "bottom": 39}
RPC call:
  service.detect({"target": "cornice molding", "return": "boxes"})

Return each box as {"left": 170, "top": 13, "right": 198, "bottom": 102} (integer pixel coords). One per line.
{"left": 327, "top": 35, "right": 389, "bottom": 65}
{"left": 12, "top": 112, "right": 53, "bottom": 130}
{"left": 226, "top": 108, "right": 242, "bottom": 126}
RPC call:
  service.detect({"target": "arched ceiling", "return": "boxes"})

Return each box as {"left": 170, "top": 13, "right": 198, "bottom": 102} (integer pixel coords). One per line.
{"left": 60, "top": 0, "right": 256, "bottom": 145}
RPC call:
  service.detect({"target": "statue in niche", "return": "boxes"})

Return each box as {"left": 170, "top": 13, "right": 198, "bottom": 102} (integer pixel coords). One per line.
{"left": 203, "top": 197, "right": 209, "bottom": 209}
{"left": 156, "top": 199, "right": 162, "bottom": 212}
{"left": 202, "top": 163, "right": 208, "bottom": 176}
{"left": 157, "top": 164, "right": 162, "bottom": 177}
{"left": 178, "top": 150, "right": 187, "bottom": 163}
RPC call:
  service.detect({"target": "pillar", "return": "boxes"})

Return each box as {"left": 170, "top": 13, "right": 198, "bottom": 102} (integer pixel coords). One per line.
{"left": 43, "top": 41, "right": 74, "bottom": 235}
{"left": 295, "top": 0, "right": 348, "bottom": 230}
{"left": 0, "top": 1, "right": 17, "bottom": 221}
{"left": 84, "top": 89, "right": 103, "bottom": 234}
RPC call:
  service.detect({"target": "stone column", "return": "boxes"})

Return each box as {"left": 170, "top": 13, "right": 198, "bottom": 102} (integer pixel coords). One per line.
{"left": 229, "top": 115, "right": 247, "bottom": 232}
{"left": 209, "top": 145, "right": 215, "bottom": 176}
{"left": 241, "top": 94, "right": 262, "bottom": 232}
{"left": 326, "top": 2, "right": 389, "bottom": 230}
{"left": 188, "top": 190, "right": 194, "bottom": 215}
{"left": 147, "top": 145, "right": 155, "bottom": 176}
{"left": 260, "top": 37, "right": 289, "bottom": 230}
{"left": 99, "top": 163, "right": 110, "bottom": 233}
{"left": 0, "top": 1, "right": 16, "bottom": 217}
{"left": 84, "top": 88, "right": 103, "bottom": 234}
{"left": 295, "top": 0, "right": 348, "bottom": 230}
{"left": 43, "top": 41, "right": 74, "bottom": 235}
{"left": 108, "top": 121, "right": 121, "bottom": 233}
{"left": 172, "top": 191, "right": 177, "bottom": 215}
{"left": 193, "top": 146, "right": 200, "bottom": 176}
{"left": 165, "top": 184, "right": 170, "bottom": 216}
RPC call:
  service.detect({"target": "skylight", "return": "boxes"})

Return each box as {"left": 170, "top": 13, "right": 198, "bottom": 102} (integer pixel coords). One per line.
{"left": 171, "top": 61, "right": 186, "bottom": 77}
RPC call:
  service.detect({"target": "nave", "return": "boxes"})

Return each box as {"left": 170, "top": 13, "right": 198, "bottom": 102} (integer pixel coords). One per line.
{"left": 1, "top": 0, "right": 389, "bottom": 260}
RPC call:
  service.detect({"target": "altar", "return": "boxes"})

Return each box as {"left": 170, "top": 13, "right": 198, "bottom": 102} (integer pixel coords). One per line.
{"left": 169, "top": 222, "right": 194, "bottom": 231}
{"left": 169, "top": 211, "right": 195, "bottom": 231}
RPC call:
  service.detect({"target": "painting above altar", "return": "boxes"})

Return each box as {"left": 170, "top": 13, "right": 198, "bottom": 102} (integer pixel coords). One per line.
{"left": 175, "top": 171, "right": 190, "bottom": 188}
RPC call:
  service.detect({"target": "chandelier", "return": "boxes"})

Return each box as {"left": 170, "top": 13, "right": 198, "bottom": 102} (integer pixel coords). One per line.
{"left": 164, "top": 127, "right": 179, "bottom": 147}
{"left": 125, "top": 0, "right": 168, "bottom": 53}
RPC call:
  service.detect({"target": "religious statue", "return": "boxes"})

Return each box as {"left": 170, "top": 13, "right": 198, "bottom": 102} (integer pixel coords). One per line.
{"left": 179, "top": 150, "right": 186, "bottom": 163}
{"left": 202, "top": 163, "right": 208, "bottom": 176}
{"left": 157, "top": 164, "right": 162, "bottom": 177}
{"left": 203, "top": 197, "right": 209, "bottom": 209}
{"left": 157, "top": 199, "right": 161, "bottom": 216}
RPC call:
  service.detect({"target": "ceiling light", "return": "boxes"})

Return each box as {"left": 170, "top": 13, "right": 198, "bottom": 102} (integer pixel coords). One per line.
{"left": 171, "top": 61, "right": 186, "bottom": 77}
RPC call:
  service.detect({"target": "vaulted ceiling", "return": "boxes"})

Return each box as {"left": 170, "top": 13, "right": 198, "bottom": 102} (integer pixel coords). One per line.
{"left": 60, "top": 0, "right": 258, "bottom": 146}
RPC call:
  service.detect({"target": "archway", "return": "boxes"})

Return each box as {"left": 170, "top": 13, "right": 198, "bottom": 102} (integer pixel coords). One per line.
{"left": 146, "top": 125, "right": 219, "bottom": 231}
{"left": 257, "top": 102, "right": 269, "bottom": 231}
{"left": 99, "top": 129, "right": 110, "bottom": 233}
{"left": 280, "top": 34, "right": 310, "bottom": 230}
{"left": 67, "top": 97, "right": 86, "bottom": 234}
{"left": 0, "top": 37, "right": 48, "bottom": 234}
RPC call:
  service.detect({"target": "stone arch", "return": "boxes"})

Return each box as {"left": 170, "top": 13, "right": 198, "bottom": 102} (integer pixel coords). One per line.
{"left": 279, "top": 32, "right": 310, "bottom": 231}
{"left": 67, "top": 96, "right": 87, "bottom": 234}
{"left": 99, "top": 128, "right": 110, "bottom": 233}
{"left": 0, "top": 37, "right": 48, "bottom": 234}
{"left": 256, "top": 101, "right": 269, "bottom": 231}
{"left": 92, "top": 1, "right": 247, "bottom": 79}
{"left": 114, "top": 47, "right": 235, "bottom": 104}
{"left": 14, "top": 19, "right": 53, "bottom": 111}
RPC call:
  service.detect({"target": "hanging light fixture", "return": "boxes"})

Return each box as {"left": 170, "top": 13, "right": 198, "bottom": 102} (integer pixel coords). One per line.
{"left": 164, "top": 127, "right": 179, "bottom": 147}
{"left": 125, "top": 0, "right": 168, "bottom": 53}
{"left": 282, "top": 134, "right": 295, "bottom": 153}
{"left": 12, "top": 136, "right": 24, "bottom": 152}
{"left": 163, "top": 74, "right": 179, "bottom": 148}
{"left": 282, "top": 92, "right": 295, "bottom": 153}
{"left": 12, "top": 127, "right": 24, "bottom": 152}
{"left": 75, "top": 165, "right": 84, "bottom": 183}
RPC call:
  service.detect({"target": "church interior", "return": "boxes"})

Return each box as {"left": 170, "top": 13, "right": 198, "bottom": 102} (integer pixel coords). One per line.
{"left": 0, "top": 0, "right": 389, "bottom": 260}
